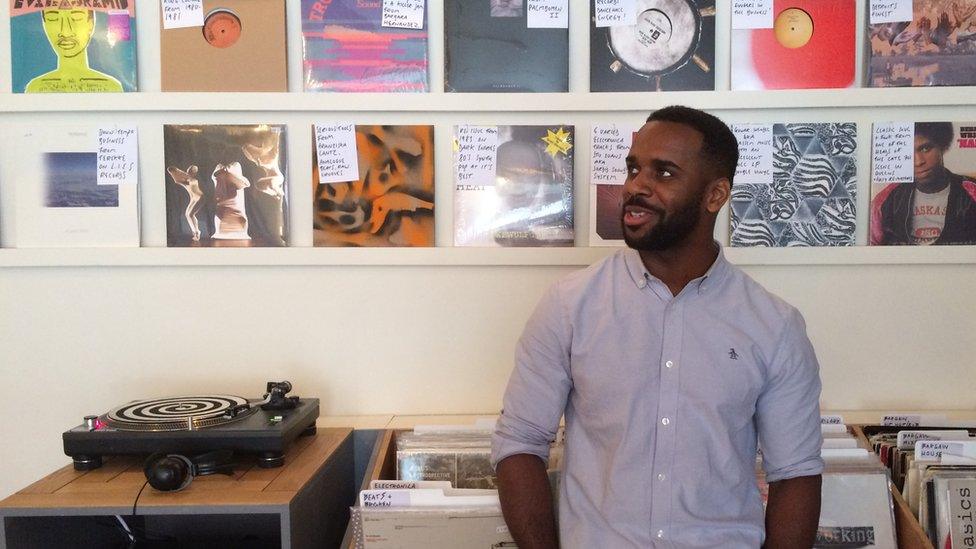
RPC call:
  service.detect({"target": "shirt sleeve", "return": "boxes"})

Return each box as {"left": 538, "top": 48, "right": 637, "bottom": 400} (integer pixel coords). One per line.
{"left": 491, "top": 282, "right": 573, "bottom": 469}
{"left": 756, "top": 307, "right": 825, "bottom": 483}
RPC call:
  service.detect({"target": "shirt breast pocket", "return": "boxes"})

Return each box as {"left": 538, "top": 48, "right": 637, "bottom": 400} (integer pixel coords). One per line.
{"left": 681, "top": 344, "right": 763, "bottom": 425}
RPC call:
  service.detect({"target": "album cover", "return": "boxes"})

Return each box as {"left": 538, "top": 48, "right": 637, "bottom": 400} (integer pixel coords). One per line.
{"left": 731, "top": 0, "right": 855, "bottom": 90}
{"left": 444, "top": 1, "right": 568, "bottom": 92}
{"left": 301, "top": 0, "right": 427, "bottom": 92}
{"left": 454, "top": 125, "right": 575, "bottom": 247}
{"left": 870, "top": 122, "right": 976, "bottom": 246}
{"left": 816, "top": 473, "right": 898, "bottom": 548}
{"left": 3, "top": 126, "right": 139, "bottom": 247}
{"left": 313, "top": 125, "right": 435, "bottom": 247}
{"left": 590, "top": 0, "right": 716, "bottom": 92}
{"left": 730, "top": 123, "right": 858, "bottom": 247}
{"left": 949, "top": 478, "right": 976, "bottom": 548}
{"left": 593, "top": 184, "right": 626, "bottom": 243}
{"left": 160, "top": 0, "right": 287, "bottom": 92}
{"left": 868, "top": 0, "right": 976, "bottom": 87}
{"left": 10, "top": 1, "right": 137, "bottom": 93}
{"left": 164, "top": 125, "right": 288, "bottom": 247}
{"left": 397, "top": 449, "right": 496, "bottom": 489}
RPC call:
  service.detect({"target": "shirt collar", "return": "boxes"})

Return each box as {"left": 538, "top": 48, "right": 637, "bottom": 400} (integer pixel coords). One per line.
{"left": 623, "top": 243, "right": 730, "bottom": 295}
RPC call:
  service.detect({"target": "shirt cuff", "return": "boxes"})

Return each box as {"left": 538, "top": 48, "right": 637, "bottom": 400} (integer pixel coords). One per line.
{"left": 764, "top": 455, "right": 825, "bottom": 483}
{"left": 491, "top": 430, "right": 551, "bottom": 470}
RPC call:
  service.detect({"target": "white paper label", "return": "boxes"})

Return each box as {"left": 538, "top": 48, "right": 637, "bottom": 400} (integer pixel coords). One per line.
{"left": 731, "top": 124, "right": 774, "bottom": 184}
{"left": 872, "top": 123, "right": 915, "bottom": 184}
{"left": 315, "top": 123, "right": 360, "bottom": 184}
{"left": 883, "top": 413, "right": 947, "bottom": 427}
{"left": 870, "top": 0, "right": 914, "bottom": 24}
{"left": 898, "top": 430, "right": 972, "bottom": 450}
{"left": 381, "top": 0, "right": 425, "bottom": 30}
{"left": 161, "top": 0, "right": 204, "bottom": 29}
{"left": 915, "top": 440, "right": 976, "bottom": 461}
{"left": 360, "top": 490, "right": 412, "bottom": 508}
{"left": 97, "top": 126, "right": 138, "bottom": 186}
{"left": 732, "top": 0, "right": 774, "bottom": 29}
{"left": 455, "top": 126, "right": 499, "bottom": 189}
{"left": 594, "top": 0, "right": 637, "bottom": 27}
{"left": 820, "top": 415, "right": 845, "bottom": 425}
{"left": 527, "top": 0, "right": 568, "bottom": 28}
{"left": 950, "top": 479, "right": 976, "bottom": 548}
{"left": 591, "top": 124, "right": 635, "bottom": 186}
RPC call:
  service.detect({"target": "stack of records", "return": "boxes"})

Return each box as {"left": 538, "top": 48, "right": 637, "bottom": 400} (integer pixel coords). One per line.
{"left": 396, "top": 429, "right": 496, "bottom": 489}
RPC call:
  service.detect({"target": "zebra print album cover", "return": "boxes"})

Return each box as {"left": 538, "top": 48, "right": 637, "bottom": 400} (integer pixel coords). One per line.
{"left": 730, "top": 123, "right": 858, "bottom": 247}
{"left": 313, "top": 125, "right": 435, "bottom": 247}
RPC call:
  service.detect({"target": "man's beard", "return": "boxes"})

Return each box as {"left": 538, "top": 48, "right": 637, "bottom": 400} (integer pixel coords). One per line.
{"left": 621, "top": 191, "right": 704, "bottom": 251}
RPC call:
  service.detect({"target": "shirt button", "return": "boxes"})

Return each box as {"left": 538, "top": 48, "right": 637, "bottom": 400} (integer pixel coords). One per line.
{"left": 657, "top": 473, "right": 666, "bottom": 481}
{"left": 657, "top": 530, "right": 665, "bottom": 538}
{"left": 661, "top": 417, "right": 670, "bottom": 426}
{"left": 665, "top": 360, "right": 674, "bottom": 368}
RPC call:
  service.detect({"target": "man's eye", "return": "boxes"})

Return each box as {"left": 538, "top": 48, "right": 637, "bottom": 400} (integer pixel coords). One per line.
{"left": 627, "top": 166, "right": 639, "bottom": 175}
{"left": 659, "top": 169, "right": 673, "bottom": 178}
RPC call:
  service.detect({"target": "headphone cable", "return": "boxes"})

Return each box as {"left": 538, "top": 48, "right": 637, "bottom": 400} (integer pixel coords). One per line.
{"left": 132, "top": 478, "right": 149, "bottom": 517}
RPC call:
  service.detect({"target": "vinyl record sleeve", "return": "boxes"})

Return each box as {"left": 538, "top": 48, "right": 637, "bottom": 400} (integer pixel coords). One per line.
{"left": 164, "top": 124, "right": 288, "bottom": 247}
{"left": 312, "top": 125, "right": 435, "bottom": 247}
{"left": 301, "top": 0, "right": 428, "bottom": 92}
{"left": 730, "top": 123, "right": 858, "bottom": 247}
{"left": 867, "top": 0, "right": 976, "bottom": 87}
{"left": 10, "top": 1, "right": 137, "bottom": 93}
{"left": 589, "top": 0, "right": 715, "bottom": 92}
{"left": 730, "top": 0, "right": 855, "bottom": 90}
{"left": 3, "top": 125, "right": 139, "bottom": 248}
{"left": 444, "top": 1, "right": 568, "bottom": 92}
{"left": 453, "top": 124, "right": 574, "bottom": 247}
{"left": 160, "top": 0, "right": 287, "bottom": 92}
{"left": 816, "top": 473, "right": 897, "bottom": 548}
{"left": 870, "top": 122, "right": 976, "bottom": 246}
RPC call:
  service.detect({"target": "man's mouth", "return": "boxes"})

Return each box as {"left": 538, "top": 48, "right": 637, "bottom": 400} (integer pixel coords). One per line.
{"left": 916, "top": 168, "right": 932, "bottom": 180}
{"left": 58, "top": 39, "right": 78, "bottom": 48}
{"left": 622, "top": 204, "right": 659, "bottom": 228}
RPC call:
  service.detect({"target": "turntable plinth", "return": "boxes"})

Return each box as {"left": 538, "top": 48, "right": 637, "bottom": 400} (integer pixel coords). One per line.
{"left": 0, "top": 428, "right": 354, "bottom": 548}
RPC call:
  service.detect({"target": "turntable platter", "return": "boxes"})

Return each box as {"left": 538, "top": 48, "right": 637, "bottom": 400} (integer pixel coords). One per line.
{"left": 104, "top": 395, "right": 256, "bottom": 432}
{"left": 607, "top": 0, "right": 699, "bottom": 75}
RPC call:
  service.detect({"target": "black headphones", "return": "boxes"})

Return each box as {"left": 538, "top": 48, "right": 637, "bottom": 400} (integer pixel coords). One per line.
{"left": 143, "top": 450, "right": 235, "bottom": 492}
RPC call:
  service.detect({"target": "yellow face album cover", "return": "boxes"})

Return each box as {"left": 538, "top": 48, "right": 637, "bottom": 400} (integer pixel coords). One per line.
{"left": 10, "top": 0, "right": 138, "bottom": 93}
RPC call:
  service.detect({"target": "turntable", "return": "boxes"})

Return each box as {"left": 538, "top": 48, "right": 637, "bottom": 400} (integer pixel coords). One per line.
{"left": 62, "top": 381, "right": 318, "bottom": 471}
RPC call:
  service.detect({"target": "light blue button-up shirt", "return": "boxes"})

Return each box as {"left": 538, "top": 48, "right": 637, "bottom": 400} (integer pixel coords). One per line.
{"left": 492, "top": 247, "right": 824, "bottom": 548}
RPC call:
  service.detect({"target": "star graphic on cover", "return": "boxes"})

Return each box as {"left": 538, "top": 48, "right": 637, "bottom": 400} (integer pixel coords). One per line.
{"left": 541, "top": 127, "right": 573, "bottom": 157}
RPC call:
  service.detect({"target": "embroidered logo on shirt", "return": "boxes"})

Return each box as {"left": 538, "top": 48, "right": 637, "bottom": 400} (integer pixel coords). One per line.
{"left": 728, "top": 348, "right": 739, "bottom": 360}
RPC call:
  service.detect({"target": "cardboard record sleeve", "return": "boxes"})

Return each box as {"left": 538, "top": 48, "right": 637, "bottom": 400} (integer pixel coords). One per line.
{"left": 160, "top": 0, "right": 287, "bottom": 92}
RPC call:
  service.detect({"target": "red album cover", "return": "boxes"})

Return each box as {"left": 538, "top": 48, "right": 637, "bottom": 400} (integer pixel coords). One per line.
{"left": 731, "top": 0, "right": 855, "bottom": 90}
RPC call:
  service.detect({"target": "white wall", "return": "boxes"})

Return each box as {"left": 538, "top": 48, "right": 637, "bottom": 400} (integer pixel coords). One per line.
{"left": 0, "top": 1, "right": 975, "bottom": 501}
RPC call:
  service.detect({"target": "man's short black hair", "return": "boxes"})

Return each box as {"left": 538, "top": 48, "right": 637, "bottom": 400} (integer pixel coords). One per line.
{"left": 915, "top": 122, "right": 955, "bottom": 151}
{"left": 646, "top": 105, "right": 739, "bottom": 186}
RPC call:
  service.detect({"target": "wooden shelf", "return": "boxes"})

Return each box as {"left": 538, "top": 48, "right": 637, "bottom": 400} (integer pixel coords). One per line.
{"left": 0, "top": 87, "right": 975, "bottom": 113}
{"left": 0, "top": 245, "right": 973, "bottom": 268}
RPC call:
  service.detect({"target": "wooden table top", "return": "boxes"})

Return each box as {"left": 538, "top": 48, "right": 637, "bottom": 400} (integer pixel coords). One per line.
{"left": 0, "top": 428, "right": 351, "bottom": 512}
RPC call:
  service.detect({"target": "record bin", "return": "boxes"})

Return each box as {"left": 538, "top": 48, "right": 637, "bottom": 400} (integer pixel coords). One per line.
{"left": 851, "top": 425, "right": 936, "bottom": 549}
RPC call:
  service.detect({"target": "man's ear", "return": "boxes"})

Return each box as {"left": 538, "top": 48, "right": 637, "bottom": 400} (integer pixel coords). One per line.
{"left": 705, "top": 177, "right": 731, "bottom": 214}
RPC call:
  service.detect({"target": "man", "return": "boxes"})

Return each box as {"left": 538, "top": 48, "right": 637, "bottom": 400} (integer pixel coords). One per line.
{"left": 27, "top": 9, "right": 123, "bottom": 93}
{"left": 870, "top": 122, "right": 976, "bottom": 245}
{"left": 492, "top": 106, "right": 824, "bottom": 549}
